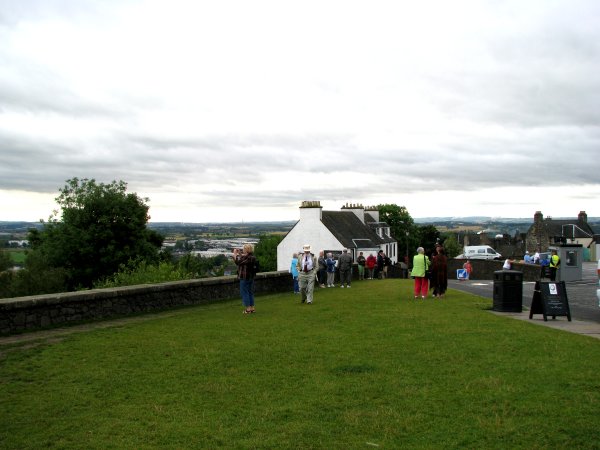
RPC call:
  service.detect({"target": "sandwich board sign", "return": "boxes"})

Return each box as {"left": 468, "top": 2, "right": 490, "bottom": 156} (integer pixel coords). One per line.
{"left": 529, "top": 281, "right": 571, "bottom": 322}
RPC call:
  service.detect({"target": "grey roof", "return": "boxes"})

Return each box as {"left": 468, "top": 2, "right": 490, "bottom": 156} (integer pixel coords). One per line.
{"left": 322, "top": 211, "right": 395, "bottom": 249}
{"left": 364, "top": 212, "right": 378, "bottom": 223}
{"left": 539, "top": 218, "right": 594, "bottom": 239}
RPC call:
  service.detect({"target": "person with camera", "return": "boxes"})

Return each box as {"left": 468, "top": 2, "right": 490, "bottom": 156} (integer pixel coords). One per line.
{"left": 233, "top": 244, "right": 257, "bottom": 314}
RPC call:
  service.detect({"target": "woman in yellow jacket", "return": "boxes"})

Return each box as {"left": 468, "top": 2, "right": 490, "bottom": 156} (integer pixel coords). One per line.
{"left": 411, "top": 247, "right": 431, "bottom": 299}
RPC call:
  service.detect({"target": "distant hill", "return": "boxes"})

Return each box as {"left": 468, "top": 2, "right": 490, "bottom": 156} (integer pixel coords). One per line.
{"left": 2, "top": 217, "right": 598, "bottom": 235}
{"left": 414, "top": 217, "right": 532, "bottom": 224}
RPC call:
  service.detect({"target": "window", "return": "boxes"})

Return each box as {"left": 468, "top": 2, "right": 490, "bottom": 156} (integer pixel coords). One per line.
{"left": 566, "top": 251, "right": 577, "bottom": 266}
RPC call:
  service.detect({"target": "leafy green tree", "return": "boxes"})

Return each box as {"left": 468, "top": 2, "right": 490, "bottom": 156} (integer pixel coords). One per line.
{"left": 254, "top": 234, "right": 283, "bottom": 272}
{"left": 378, "top": 204, "right": 417, "bottom": 262}
{"left": 441, "top": 233, "right": 461, "bottom": 258}
{"left": 10, "top": 251, "right": 68, "bottom": 297}
{"left": 0, "top": 250, "right": 11, "bottom": 272}
{"left": 416, "top": 225, "right": 441, "bottom": 256}
{"left": 28, "top": 178, "right": 163, "bottom": 290}
{"left": 176, "top": 253, "right": 227, "bottom": 278}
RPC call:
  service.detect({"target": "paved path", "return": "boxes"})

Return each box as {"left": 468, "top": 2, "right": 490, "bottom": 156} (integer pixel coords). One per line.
{"left": 449, "top": 261, "right": 600, "bottom": 340}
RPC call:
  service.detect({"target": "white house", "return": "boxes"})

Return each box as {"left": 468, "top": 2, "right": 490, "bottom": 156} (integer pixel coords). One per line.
{"left": 276, "top": 201, "right": 398, "bottom": 271}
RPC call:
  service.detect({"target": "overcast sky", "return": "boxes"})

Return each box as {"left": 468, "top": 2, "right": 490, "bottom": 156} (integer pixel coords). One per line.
{"left": 1, "top": 0, "right": 599, "bottom": 223}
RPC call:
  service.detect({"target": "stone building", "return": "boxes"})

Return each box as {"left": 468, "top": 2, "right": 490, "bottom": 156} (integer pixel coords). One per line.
{"left": 276, "top": 201, "right": 398, "bottom": 271}
{"left": 525, "top": 210, "right": 594, "bottom": 254}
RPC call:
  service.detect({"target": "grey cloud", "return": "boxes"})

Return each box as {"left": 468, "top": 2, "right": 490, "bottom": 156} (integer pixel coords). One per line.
{"left": 0, "top": 61, "right": 145, "bottom": 119}
{"left": 1, "top": 0, "right": 599, "bottom": 219}
{"left": 0, "top": 0, "right": 117, "bottom": 26}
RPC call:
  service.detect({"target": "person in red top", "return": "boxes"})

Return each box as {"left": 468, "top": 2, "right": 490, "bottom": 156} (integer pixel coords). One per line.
{"left": 366, "top": 253, "right": 377, "bottom": 280}
{"left": 462, "top": 259, "right": 472, "bottom": 281}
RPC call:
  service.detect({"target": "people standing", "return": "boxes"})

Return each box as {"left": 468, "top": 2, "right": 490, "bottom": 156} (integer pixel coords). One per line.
{"left": 297, "top": 244, "right": 317, "bottom": 304}
{"left": 503, "top": 258, "right": 514, "bottom": 270}
{"left": 233, "top": 244, "right": 257, "bottom": 314}
{"left": 338, "top": 248, "right": 353, "bottom": 288}
{"left": 357, "top": 252, "right": 366, "bottom": 280}
{"left": 376, "top": 250, "right": 385, "bottom": 279}
{"left": 431, "top": 246, "right": 448, "bottom": 298}
{"left": 366, "top": 253, "right": 376, "bottom": 279}
{"left": 383, "top": 253, "right": 391, "bottom": 278}
{"left": 326, "top": 252, "right": 337, "bottom": 287}
{"left": 317, "top": 250, "right": 327, "bottom": 288}
{"left": 540, "top": 254, "right": 550, "bottom": 279}
{"left": 411, "top": 247, "right": 430, "bottom": 299}
{"left": 290, "top": 253, "right": 299, "bottom": 294}
{"left": 549, "top": 249, "right": 561, "bottom": 281}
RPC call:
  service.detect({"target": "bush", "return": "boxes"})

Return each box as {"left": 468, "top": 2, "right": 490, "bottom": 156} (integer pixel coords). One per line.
{"left": 0, "top": 266, "right": 68, "bottom": 299}
{"left": 94, "top": 261, "right": 193, "bottom": 288}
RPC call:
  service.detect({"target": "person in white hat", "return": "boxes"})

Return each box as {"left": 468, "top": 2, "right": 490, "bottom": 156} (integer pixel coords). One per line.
{"left": 296, "top": 244, "right": 317, "bottom": 304}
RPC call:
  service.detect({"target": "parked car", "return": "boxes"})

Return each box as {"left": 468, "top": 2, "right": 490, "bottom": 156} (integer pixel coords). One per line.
{"left": 462, "top": 245, "right": 502, "bottom": 260}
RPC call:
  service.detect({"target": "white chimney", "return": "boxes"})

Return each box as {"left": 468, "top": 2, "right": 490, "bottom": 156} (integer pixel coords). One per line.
{"left": 341, "top": 202, "right": 365, "bottom": 223}
{"left": 365, "top": 206, "right": 379, "bottom": 222}
{"left": 299, "top": 200, "right": 322, "bottom": 222}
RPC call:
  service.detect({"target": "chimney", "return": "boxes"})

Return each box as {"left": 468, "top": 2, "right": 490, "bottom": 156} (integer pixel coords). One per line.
{"left": 341, "top": 202, "right": 365, "bottom": 223}
{"left": 534, "top": 211, "right": 543, "bottom": 224}
{"left": 299, "top": 200, "right": 322, "bottom": 222}
{"left": 578, "top": 210, "right": 587, "bottom": 223}
{"left": 365, "top": 205, "right": 379, "bottom": 222}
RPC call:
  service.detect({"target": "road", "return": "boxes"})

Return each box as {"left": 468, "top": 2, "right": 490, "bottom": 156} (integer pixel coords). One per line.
{"left": 449, "top": 261, "right": 600, "bottom": 323}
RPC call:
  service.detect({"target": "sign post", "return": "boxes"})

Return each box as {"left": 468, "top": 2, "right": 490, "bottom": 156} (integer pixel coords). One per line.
{"left": 529, "top": 281, "right": 571, "bottom": 322}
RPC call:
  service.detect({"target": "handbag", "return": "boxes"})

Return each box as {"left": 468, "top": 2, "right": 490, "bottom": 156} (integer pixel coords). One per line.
{"left": 424, "top": 255, "right": 432, "bottom": 280}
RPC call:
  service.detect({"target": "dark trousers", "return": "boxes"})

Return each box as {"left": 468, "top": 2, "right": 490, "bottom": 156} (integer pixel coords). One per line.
{"left": 318, "top": 269, "right": 326, "bottom": 285}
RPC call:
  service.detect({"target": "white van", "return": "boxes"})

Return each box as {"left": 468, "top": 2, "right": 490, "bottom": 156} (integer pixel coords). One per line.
{"left": 463, "top": 245, "right": 502, "bottom": 260}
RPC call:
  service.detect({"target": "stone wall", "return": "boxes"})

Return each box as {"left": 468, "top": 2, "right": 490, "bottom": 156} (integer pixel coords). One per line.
{"left": 0, "top": 271, "right": 290, "bottom": 335}
{"left": 0, "top": 262, "right": 541, "bottom": 335}
{"left": 447, "top": 259, "right": 541, "bottom": 281}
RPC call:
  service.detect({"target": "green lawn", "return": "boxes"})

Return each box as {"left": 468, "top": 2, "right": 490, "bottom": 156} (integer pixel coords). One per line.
{"left": 1, "top": 279, "right": 599, "bottom": 449}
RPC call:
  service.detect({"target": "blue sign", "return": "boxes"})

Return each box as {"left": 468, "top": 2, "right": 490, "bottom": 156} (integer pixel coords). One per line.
{"left": 457, "top": 269, "right": 468, "bottom": 280}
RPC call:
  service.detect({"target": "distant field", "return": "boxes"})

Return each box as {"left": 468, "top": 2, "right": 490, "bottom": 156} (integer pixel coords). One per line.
{"left": 437, "top": 225, "right": 482, "bottom": 232}
{"left": 6, "top": 249, "right": 26, "bottom": 264}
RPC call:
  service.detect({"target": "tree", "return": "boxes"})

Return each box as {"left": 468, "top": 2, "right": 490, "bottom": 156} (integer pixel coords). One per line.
{"left": 254, "top": 234, "right": 283, "bottom": 272}
{"left": 378, "top": 204, "right": 416, "bottom": 262}
{"left": 416, "top": 225, "right": 441, "bottom": 256}
{"left": 28, "top": 178, "right": 163, "bottom": 289}
{"left": 441, "top": 233, "right": 461, "bottom": 258}
{"left": 0, "top": 250, "right": 11, "bottom": 272}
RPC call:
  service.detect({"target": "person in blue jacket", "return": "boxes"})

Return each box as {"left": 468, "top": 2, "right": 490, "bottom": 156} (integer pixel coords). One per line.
{"left": 290, "top": 253, "right": 299, "bottom": 294}
{"left": 326, "top": 252, "right": 337, "bottom": 287}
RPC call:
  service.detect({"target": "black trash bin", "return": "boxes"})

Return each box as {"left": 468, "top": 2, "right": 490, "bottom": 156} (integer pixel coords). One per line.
{"left": 493, "top": 270, "right": 523, "bottom": 312}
